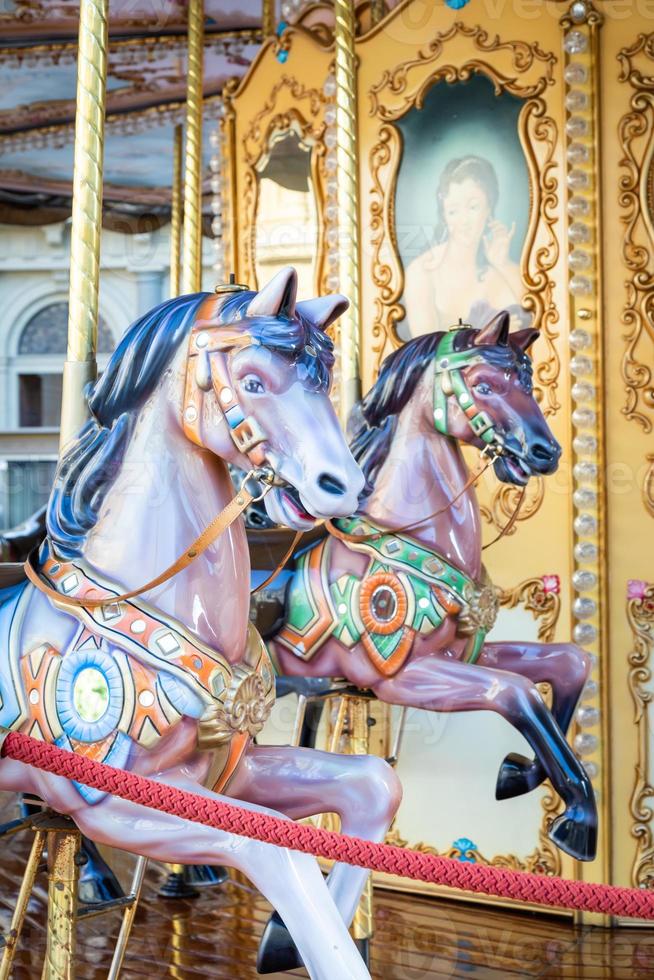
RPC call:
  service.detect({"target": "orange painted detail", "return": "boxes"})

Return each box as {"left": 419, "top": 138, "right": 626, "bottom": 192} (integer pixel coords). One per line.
{"left": 20, "top": 644, "right": 61, "bottom": 742}
{"left": 361, "top": 629, "right": 414, "bottom": 677}
{"left": 359, "top": 571, "right": 408, "bottom": 636}
{"left": 276, "top": 537, "right": 334, "bottom": 659}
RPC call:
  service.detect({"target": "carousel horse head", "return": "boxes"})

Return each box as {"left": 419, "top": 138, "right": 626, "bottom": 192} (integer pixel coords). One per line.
{"left": 351, "top": 311, "right": 561, "bottom": 490}
{"left": 47, "top": 267, "right": 364, "bottom": 558}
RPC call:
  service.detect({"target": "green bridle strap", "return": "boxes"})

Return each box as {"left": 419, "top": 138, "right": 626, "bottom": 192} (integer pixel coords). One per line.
{"left": 432, "top": 332, "right": 501, "bottom": 449}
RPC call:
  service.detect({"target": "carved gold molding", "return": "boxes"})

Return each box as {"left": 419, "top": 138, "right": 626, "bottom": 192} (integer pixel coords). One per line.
{"left": 618, "top": 33, "right": 654, "bottom": 435}
{"left": 498, "top": 573, "right": 561, "bottom": 643}
{"left": 365, "top": 21, "right": 561, "bottom": 418}
{"left": 227, "top": 73, "right": 327, "bottom": 292}
{"left": 627, "top": 580, "right": 654, "bottom": 888}
{"left": 480, "top": 478, "right": 545, "bottom": 537}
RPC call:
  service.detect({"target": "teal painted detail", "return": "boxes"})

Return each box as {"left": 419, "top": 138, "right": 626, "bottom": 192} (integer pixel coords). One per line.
{"left": 330, "top": 575, "right": 362, "bottom": 646}
{"left": 286, "top": 552, "right": 320, "bottom": 635}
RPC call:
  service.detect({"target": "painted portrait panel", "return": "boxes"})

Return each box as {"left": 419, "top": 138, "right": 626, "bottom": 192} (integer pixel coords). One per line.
{"left": 395, "top": 75, "right": 531, "bottom": 341}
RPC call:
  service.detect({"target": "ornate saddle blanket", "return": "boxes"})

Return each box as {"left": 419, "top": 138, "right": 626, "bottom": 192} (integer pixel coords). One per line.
{"left": 1, "top": 554, "right": 275, "bottom": 804}
{"left": 276, "top": 515, "right": 500, "bottom": 677}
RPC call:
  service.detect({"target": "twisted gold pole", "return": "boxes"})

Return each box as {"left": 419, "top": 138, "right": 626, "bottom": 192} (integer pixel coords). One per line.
{"left": 181, "top": 0, "right": 205, "bottom": 295}
{"left": 334, "top": 0, "right": 361, "bottom": 426}
{"left": 170, "top": 124, "right": 183, "bottom": 298}
{"left": 347, "top": 698, "right": 375, "bottom": 943}
{"left": 59, "top": 0, "right": 108, "bottom": 451}
{"left": 262, "top": 0, "right": 275, "bottom": 38}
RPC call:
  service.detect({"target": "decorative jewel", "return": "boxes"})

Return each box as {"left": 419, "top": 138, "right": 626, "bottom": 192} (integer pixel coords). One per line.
{"left": 445, "top": 0, "right": 471, "bottom": 8}
{"left": 564, "top": 30, "right": 588, "bottom": 54}
{"left": 569, "top": 249, "right": 591, "bottom": 270}
{"left": 573, "top": 435, "right": 598, "bottom": 455}
{"left": 577, "top": 705, "right": 600, "bottom": 728}
{"left": 564, "top": 63, "right": 588, "bottom": 85}
{"left": 572, "top": 407, "right": 596, "bottom": 427}
{"left": 567, "top": 143, "right": 589, "bottom": 167}
{"left": 567, "top": 169, "right": 590, "bottom": 192}
{"left": 574, "top": 596, "right": 597, "bottom": 619}
{"left": 569, "top": 327, "right": 592, "bottom": 349}
{"left": 573, "top": 489, "right": 597, "bottom": 509}
{"left": 570, "top": 275, "right": 593, "bottom": 296}
{"left": 581, "top": 678, "right": 598, "bottom": 699}
{"left": 572, "top": 381, "right": 596, "bottom": 403}
{"left": 568, "top": 195, "right": 590, "bottom": 216}
{"left": 574, "top": 513, "right": 598, "bottom": 535}
{"left": 627, "top": 579, "right": 650, "bottom": 600}
{"left": 570, "top": 0, "right": 589, "bottom": 23}
{"left": 574, "top": 622, "right": 598, "bottom": 645}
{"left": 574, "top": 733, "right": 598, "bottom": 757}
{"left": 566, "top": 116, "right": 589, "bottom": 139}
{"left": 541, "top": 574, "right": 561, "bottom": 595}
{"left": 565, "top": 90, "right": 588, "bottom": 113}
{"left": 572, "top": 569, "right": 597, "bottom": 591}
{"left": 575, "top": 541, "right": 598, "bottom": 562}
{"left": 583, "top": 760, "right": 599, "bottom": 780}
{"left": 323, "top": 74, "right": 337, "bottom": 98}
{"left": 570, "top": 354, "right": 593, "bottom": 376}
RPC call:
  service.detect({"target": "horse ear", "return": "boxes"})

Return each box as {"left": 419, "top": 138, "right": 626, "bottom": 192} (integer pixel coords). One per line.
{"left": 474, "top": 311, "right": 510, "bottom": 347}
{"left": 296, "top": 294, "right": 349, "bottom": 332}
{"left": 247, "top": 266, "right": 297, "bottom": 319}
{"left": 511, "top": 327, "right": 540, "bottom": 352}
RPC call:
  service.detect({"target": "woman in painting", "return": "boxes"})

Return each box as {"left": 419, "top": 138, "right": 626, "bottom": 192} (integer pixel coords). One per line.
{"left": 403, "top": 155, "right": 526, "bottom": 337}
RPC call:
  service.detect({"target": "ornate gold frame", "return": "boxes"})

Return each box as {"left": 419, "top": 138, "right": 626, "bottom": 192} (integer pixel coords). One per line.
{"left": 617, "top": 34, "right": 654, "bottom": 437}
{"left": 223, "top": 30, "right": 332, "bottom": 296}
{"left": 361, "top": 21, "right": 561, "bottom": 418}
{"left": 627, "top": 581, "right": 654, "bottom": 889}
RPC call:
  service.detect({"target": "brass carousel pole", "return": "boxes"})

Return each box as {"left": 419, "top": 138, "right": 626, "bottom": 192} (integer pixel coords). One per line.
{"left": 262, "top": 0, "right": 275, "bottom": 38}
{"left": 181, "top": 0, "right": 205, "bottom": 295}
{"left": 59, "top": 0, "right": 109, "bottom": 451}
{"left": 334, "top": 0, "right": 361, "bottom": 427}
{"left": 41, "top": 819, "right": 82, "bottom": 980}
{"left": 170, "top": 124, "right": 183, "bottom": 298}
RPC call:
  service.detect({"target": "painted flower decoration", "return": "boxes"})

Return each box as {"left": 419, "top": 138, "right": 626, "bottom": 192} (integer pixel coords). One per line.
{"left": 542, "top": 574, "right": 560, "bottom": 595}
{"left": 628, "top": 579, "right": 649, "bottom": 600}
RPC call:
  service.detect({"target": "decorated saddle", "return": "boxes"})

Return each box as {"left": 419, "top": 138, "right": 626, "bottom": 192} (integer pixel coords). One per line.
{"left": 0, "top": 551, "right": 275, "bottom": 803}
{"left": 276, "top": 516, "right": 500, "bottom": 676}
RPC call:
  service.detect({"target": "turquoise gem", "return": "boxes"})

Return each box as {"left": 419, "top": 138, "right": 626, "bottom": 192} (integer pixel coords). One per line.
{"left": 277, "top": 49, "right": 289, "bottom": 64}
{"left": 445, "top": 0, "right": 470, "bottom": 8}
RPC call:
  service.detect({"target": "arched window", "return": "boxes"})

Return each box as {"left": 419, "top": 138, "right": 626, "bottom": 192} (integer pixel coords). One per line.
{"left": 16, "top": 303, "right": 115, "bottom": 428}
{"left": 18, "top": 302, "right": 115, "bottom": 355}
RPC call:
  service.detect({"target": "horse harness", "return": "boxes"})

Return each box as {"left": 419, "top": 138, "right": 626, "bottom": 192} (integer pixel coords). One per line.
{"left": 19, "top": 297, "right": 284, "bottom": 802}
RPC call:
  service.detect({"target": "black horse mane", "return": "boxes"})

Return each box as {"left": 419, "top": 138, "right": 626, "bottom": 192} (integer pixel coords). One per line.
{"left": 348, "top": 328, "right": 532, "bottom": 491}
{"left": 47, "top": 290, "right": 335, "bottom": 559}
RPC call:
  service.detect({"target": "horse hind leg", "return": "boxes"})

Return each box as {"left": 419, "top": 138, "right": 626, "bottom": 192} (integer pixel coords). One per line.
{"left": 480, "top": 642, "right": 591, "bottom": 803}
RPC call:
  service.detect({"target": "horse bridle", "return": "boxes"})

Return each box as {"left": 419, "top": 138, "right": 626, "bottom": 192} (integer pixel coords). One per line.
{"left": 432, "top": 330, "right": 506, "bottom": 459}
{"left": 182, "top": 293, "right": 273, "bottom": 471}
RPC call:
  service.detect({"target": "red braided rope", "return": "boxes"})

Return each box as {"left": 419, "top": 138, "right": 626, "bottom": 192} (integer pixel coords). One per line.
{"left": 3, "top": 730, "right": 653, "bottom": 920}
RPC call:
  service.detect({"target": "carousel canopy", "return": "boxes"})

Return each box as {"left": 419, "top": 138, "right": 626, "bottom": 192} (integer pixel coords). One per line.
{"left": 0, "top": 1, "right": 267, "bottom": 229}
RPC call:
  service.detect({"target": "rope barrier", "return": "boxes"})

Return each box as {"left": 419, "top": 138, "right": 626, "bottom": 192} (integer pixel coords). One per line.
{"left": 3, "top": 730, "right": 653, "bottom": 920}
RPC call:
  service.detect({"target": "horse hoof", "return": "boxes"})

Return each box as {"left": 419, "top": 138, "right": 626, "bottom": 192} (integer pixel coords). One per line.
{"left": 257, "top": 911, "right": 304, "bottom": 974}
{"left": 549, "top": 811, "right": 597, "bottom": 862}
{"left": 495, "top": 753, "right": 544, "bottom": 801}
{"left": 355, "top": 937, "right": 370, "bottom": 969}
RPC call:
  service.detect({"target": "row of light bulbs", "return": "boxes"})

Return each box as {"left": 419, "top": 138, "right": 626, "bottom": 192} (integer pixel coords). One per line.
{"left": 209, "top": 104, "right": 228, "bottom": 280}
{"left": 562, "top": 19, "right": 601, "bottom": 782}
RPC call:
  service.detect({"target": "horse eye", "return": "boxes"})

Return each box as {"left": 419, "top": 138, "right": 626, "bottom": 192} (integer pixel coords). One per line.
{"left": 241, "top": 374, "right": 265, "bottom": 395}
{"left": 475, "top": 381, "right": 493, "bottom": 396}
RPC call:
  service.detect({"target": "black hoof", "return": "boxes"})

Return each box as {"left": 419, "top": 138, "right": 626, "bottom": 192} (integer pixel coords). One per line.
{"left": 184, "top": 864, "right": 229, "bottom": 889}
{"left": 355, "top": 937, "right": 370, "bottom": 969}
{"left": 495, "top": 752, "right": 545, "bottom": 801}
{"left": 257, "top": 911, "right": 304, "bottom": 974}
{"left": 549, "top": 811, "right": 598, "bottom": 862}
{"left": 158, "top": 868, "right": 200, "bottom": 900}
{"left": 77, "top": 839, "right": 125, "bottom": 906}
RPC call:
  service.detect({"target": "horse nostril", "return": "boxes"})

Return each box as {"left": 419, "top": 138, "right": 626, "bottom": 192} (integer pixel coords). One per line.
{"left": 318, "top": 472, "right": 347, "bottom": 496}
{"left": 532, "top": 441, "right": 557, "bottom": 463}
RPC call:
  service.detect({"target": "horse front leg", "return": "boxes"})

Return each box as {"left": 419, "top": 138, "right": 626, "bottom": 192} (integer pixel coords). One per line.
{"left": 371, "top": 655, "right": 597, "bottom": 862}
{"left": 478, "top": 641, "right": 591, "bottom": 802}
{"left": 227, "top": 743, "right": 402, "bottom": 973}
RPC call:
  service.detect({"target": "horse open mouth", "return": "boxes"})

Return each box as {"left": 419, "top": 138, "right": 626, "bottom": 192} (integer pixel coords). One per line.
{"left": 279, "top": 485, "right": 316, "bottom": 524}
{"left": 496, "top": 452, "right": 531, "bottom": 486}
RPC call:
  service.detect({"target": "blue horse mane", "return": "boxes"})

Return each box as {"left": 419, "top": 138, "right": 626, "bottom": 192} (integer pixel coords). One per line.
{"left": 47, "top": 293, "right": 207, "bottom": 559}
